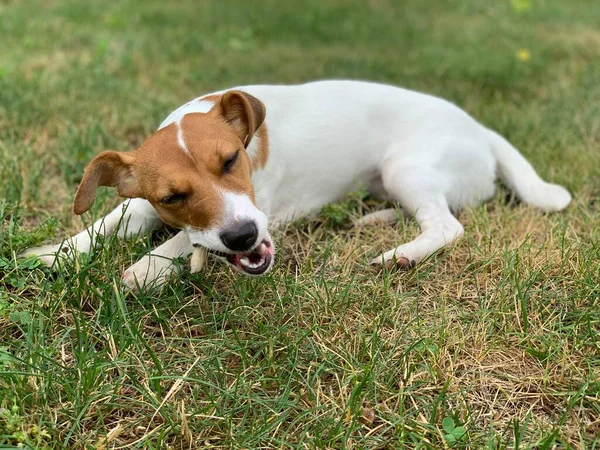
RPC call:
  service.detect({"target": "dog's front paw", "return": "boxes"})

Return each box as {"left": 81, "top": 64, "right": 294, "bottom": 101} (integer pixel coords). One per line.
{"left": 122, "top": 254, "right": 178, "bottom": 292}
{"left": 21, "top": 243, "right": 73, "bottom": 269}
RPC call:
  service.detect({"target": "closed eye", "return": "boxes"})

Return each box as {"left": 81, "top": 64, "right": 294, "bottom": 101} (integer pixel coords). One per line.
{"left": 160, "top": 193, "right": 187, "bottom": 205}
{"left": 222, "top": 150, "right": 239, "bottom": 174}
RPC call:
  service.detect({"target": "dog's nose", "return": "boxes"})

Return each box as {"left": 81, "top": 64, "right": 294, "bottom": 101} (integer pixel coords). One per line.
{"left": 220, "top": 221, "right": 258, "bottom": 252}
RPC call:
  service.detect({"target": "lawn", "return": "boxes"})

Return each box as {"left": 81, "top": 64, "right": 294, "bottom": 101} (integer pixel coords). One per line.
{"left": 1, "top": 0, "right": 599, "bottom": 448}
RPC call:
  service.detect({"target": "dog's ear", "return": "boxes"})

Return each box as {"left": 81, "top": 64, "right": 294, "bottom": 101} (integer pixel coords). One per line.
{"left": 220, "top": 90, "right": 266, "bottom": 147}
{"left": 73, "top": 150, "right": 140, "bottom": 215}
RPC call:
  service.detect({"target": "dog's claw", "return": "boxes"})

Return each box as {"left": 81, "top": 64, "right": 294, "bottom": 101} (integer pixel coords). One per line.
{"left": 371, "top": 255, "right": 416, "bottom": 271}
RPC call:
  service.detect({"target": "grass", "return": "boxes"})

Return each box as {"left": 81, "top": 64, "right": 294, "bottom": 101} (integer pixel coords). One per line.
{"left": 1, "top": 0, "right": 599, "bottom": 448}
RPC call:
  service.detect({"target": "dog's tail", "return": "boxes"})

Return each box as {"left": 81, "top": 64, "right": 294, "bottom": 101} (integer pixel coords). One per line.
{"left": 487, "top": 129, "right": 571, "bottom": 211}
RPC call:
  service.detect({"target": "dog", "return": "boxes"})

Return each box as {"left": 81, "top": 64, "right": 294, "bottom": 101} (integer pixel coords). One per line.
{"left": 24, "top": 80, "right": 571, "bottom": 290}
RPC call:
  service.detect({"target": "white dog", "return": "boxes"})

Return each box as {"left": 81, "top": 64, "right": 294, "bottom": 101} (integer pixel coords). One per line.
{"left": 24, "top": 80, "right": 571, "bottom": 289}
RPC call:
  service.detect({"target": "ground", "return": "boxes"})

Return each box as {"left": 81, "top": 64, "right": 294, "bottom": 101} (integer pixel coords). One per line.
{"left": 1, "top": 0, "right": 599, "bottom": 448}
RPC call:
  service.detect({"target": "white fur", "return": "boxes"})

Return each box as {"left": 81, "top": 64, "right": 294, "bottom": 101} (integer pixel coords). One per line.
{"left": 22, "top": 198, "right": 162, "bottom": 266}
{"left": 160, "top": 99, "right": 216, "bottom": 130}
{"left": 122, "top": 230, "right": 192, "bottom": 291}
{"left": 25, "top": 80, "right": 571, "bottom": 288}
{"left": 175, "top": 117, "right": 190, "bottom": 156}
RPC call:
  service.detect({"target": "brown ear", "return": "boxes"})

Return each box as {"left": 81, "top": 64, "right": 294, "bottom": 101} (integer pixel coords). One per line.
{"left": 73, "top": 151, "right": 140, "bottom": 215}
{"left": 220, "top": 90, "right": 266, "bottom": 147}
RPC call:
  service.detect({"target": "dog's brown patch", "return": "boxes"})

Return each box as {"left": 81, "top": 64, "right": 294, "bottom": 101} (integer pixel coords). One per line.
{"left": 73, "top": 91, "right": 267, "bottom": 232}
{"left": 73, "top": 151, "right": 139, "bottom": 215}
{"left": 254, "top": 124, "right": 269, "bottom": 170}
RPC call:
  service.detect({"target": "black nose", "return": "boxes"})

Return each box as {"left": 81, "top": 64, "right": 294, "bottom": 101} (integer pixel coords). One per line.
{"left": 220, "top": 221, "right": 258, "bottom": 252}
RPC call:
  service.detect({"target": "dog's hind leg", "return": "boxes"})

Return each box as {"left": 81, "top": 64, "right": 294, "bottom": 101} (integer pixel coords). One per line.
{"left": 371, "top": 165, "right": 464, "bottom": 269}
{"left": 22, "top": 199, "right": 163, "bottom": 267}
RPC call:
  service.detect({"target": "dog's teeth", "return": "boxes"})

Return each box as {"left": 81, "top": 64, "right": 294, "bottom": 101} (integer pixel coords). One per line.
{"left": 240, "top": 257, "right": 250, "bottom": 266}
{"left": 259, "top": 243, "right": 266, "bottom": 253}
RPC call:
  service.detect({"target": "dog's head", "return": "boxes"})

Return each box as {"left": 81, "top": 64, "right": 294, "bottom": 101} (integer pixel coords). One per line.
{"left": 73, "top": 91, "right": 275, "bottom": 275}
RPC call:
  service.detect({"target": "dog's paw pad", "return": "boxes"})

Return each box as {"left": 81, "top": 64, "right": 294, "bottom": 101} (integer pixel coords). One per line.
{"left": 396, "top": 257, "right": 416, "bottom": 269}
{"left": 370, "top": 255, "right": 417, "bottom": 272}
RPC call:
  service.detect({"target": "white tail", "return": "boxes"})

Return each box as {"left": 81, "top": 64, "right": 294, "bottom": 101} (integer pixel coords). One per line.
{"left": 487, "top": 129, "right": 571, "bottom": 212}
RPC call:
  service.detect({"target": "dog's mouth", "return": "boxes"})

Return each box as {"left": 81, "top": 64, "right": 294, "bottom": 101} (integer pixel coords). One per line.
{"left": 209, "top": 238, "right": 275, "bottom": 275}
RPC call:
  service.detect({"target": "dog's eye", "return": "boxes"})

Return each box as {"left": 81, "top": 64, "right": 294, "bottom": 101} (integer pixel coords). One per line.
{"left": 222, "top": 151, "right": 239, "bottom": 174}
{"left": 160, "top": 193, "right": 187, "bottom": 205}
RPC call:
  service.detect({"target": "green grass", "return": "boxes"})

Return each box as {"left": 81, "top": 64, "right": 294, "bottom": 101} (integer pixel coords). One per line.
{"left": 1, "top": 0, "right": 600, "bottom": 448}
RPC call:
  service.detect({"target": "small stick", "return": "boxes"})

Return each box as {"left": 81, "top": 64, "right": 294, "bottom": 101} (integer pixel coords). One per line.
{"left": 190, "top": 246, "right": 208, "bottom": 273}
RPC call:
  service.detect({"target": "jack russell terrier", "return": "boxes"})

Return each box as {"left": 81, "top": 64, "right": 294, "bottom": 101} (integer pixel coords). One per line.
{"left": 24, "top": 80, "right": 571, "bottom": 290}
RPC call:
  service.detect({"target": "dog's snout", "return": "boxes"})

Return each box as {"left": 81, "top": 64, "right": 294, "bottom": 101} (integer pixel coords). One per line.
{"left": 220, "top": 221, "right": 258, "bottom": 252}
